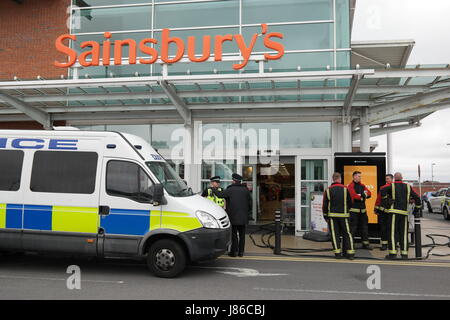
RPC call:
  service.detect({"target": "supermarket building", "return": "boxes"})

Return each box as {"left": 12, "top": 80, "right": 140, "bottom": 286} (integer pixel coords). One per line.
{"left": 1, "top": 0, "right": 449, "bottom": 234}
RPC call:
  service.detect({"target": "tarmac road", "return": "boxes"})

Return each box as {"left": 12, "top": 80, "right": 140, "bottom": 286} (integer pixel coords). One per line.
{"left": 0, "top": 251, "right": 449, "bottom": 300}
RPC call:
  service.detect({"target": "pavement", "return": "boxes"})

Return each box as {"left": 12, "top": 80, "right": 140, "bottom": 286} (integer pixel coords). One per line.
{"left": 242, "top": 210, "right": 450, "bottom": 262}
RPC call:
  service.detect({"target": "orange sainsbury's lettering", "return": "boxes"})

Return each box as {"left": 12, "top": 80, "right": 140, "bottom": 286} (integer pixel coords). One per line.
{"left": 78, "top": 41, "right": 100, "bottom": 67}
{"left": 161, "top": 28, "right": 184, "bottom": 64}
{"left": 139, "top": 39, "right": 158, "bottom": 64}
{"left": 54, "top": 24, "right": 285, "bottom": 70}
{"left": 54, "top": 34, "right": 77, "bottom": 68}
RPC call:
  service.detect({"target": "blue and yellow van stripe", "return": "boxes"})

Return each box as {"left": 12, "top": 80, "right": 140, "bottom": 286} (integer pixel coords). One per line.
{"left": 0, "top": 203, "right": 6, "bottom": 229}
{"left": 0, "top": 204, "right": 202, "bottom": 235}
{"left": 161, "top": 211, "right": 203, "bottom": 232}
{"left": 53, "top": 206, "right": 99, "bottom": 233}
{"left": 0, "top": 204, "right": 23, "bottom": 229}
{"left": 100, "top": 208, "right": 151, "bottom": 236}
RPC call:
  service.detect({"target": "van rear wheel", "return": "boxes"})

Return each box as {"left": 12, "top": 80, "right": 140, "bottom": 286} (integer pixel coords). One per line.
{"left": 147, "top": 239, "right": 186, "bottom": 278}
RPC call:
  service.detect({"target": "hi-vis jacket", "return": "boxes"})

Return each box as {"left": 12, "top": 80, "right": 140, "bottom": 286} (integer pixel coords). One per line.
{"left": 348, "top": 181, "right": 372, "bottom": 213}
{"left": 374, "top": 183, "right": 391, "bottom": 214}
{"left": 204, "top": 188, "right": 225, "bottom": 208}
{"left": 381, "top": 181, "right": 421, "bottom": 215}
{"left": 322, "top": 183, "right": 353, "bottom": 218}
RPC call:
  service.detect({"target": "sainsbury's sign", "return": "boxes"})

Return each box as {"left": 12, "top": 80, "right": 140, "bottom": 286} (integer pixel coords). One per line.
{"left": 54, "top": 24, "right": 284, "bottom": 70}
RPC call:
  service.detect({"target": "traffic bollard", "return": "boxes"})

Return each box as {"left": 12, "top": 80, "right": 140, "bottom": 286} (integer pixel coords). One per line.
{"left": 414, "top": 208, "right": 422, "bottom": 258}
{"left": 274, "top": 210, "right": 281, "bottom": 255}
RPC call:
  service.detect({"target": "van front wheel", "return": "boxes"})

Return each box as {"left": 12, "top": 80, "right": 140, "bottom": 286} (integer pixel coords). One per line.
{"left": 444, "top": 207, "right": 450, "bottom": 221}
{"left": 147, "top": 239, "right": 186, "bottom": 278}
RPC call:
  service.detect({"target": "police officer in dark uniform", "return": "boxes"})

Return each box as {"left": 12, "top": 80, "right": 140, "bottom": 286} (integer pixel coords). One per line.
{"left": 323, "top": 172, "right": 355, "bottom": 260}
{"left": 212, "top": 173, "right": 252, "bottom": 257}
{"left": 381, "top": 172, "right": 421, "bottom": 260}
{"left": 348, "top": 171, "right": 372, "bottom": 249}
{"left": 201, "top": 176, "right": 225, "bottom": 209}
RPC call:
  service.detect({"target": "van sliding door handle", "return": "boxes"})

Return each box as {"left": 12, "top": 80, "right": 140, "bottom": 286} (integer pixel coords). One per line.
{"left": 99, "top": 205, "right": 110, "bottom": 216}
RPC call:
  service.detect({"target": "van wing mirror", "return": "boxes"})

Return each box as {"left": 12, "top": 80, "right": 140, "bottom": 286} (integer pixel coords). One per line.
{"left": 152, "top": 183, "right": 164, "bottom": 206}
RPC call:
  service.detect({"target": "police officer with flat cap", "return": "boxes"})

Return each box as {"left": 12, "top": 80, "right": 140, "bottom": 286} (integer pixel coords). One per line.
{"left": 201, "top": 176, "right": 225, "bottom": 209}
{"left": 212, "top": 173, "right": 252, "bottom": 257}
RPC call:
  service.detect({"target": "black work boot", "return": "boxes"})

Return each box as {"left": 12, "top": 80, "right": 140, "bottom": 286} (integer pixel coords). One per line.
{"left": 362, "top": 243, "right": 372, "bottom": 250}
{"left": 380, "top": 244, "right": 388, "bottom": 251}
{"left": 335, "top": 253, "right": 343, "bottom": 259}
{"left": 401, "top": 255, "right": 408, "bottom": 260}
{"left": 385, "top": 254, "right": 397, "bottom": 260}
{"left": 345, "top": 254, "right": 355, "bottom": 260}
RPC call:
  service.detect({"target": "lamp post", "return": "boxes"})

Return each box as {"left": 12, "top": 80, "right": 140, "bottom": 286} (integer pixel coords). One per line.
{"left": 431, "top": 163, "right": 436, "bottom": 190}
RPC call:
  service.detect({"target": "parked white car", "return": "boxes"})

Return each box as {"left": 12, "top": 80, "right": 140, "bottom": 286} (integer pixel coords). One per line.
{"left": 428, "top": 187, "right": 448, "bottom": 214}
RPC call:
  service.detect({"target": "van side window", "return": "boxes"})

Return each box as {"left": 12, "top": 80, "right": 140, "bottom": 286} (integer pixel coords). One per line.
{"left": 30, "top": 151, "right": 98, "bottom": 194}
{"left": 106, "top": 160, "right": 154, "bottom": 203}
{"left": 0, "top": 150, "right": 24, "bottom": 191}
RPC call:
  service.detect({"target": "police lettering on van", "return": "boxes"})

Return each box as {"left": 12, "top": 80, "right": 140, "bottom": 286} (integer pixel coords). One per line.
{"left": 0, "top": 138, "right": 78, "bottom": 150}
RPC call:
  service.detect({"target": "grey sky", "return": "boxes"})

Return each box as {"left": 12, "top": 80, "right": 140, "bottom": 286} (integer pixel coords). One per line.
{"left": 352, "top": 0, "right": 450, "bottom": 182}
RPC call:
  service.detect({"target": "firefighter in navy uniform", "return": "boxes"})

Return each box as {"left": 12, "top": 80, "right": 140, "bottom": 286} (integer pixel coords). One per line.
{"left": 374, "top": 174, "right": 394, "bottom": 251}
{"left": 322, "top": 172, "right": 355, "bottom": 260}
{"left": 381, "top": 172, "right": 421, "bottom": 260}
{"left": 348, "top": 171, "right": 372, "bottom": 249}
{"left": 201, "top": 176, "right": 225, "bottom": 209}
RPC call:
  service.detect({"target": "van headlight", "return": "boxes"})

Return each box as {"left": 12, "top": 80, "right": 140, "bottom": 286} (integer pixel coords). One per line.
{"left": 195, "top": 211, "right": 220, "bottom": 229}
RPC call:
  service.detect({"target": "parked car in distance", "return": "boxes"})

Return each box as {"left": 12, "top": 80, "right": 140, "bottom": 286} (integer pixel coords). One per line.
{"left": 428, "top": 187, "right": 448, "bottom": 214}
{"left": 422, "top": 191, "right": 434, "bottom": 211}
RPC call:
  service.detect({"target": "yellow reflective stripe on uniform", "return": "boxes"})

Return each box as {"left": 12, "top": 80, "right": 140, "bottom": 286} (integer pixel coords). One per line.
{"left": 0, "top": 203, "right": 6, "bottom": 229}
{"left": 52, "top": 206, "right": 99, "bottom": 233}
{"left": 161, "top": 211, "right": 202, "bottom": 232}
{"left": 329, "top": 219, "right": 339, "bottom": 253}
{"left": 403, "top": 216, "right": 408, "bottom": 255}
{"left": 390, "top": 214, "right": 397, "bottom": 254}
{"left": 388, "top": 209, "right": 409, "bottom": 215}
{"left": 349, "top": 208, "right": 366, "bottom": 213}
{"left": 328, "top": 213, "right": 350, "bottom": 217}
{"left": 391, "top": 183, "right": 396, "bottom": 210}
{"left": 345, "top": 218, "right": 354, "bottom": 253}
{"left": 407, "top": 184, "right": 411, "bottom": 203}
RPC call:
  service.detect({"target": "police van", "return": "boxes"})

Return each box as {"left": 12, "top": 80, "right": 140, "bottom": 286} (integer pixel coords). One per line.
{"left": 0, "top": 129, "right": 231, "bottom": 278}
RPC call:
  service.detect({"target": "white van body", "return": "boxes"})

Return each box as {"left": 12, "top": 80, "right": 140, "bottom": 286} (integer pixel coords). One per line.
{"left": 0, "top": 130, "right": 231, "bottom": 277}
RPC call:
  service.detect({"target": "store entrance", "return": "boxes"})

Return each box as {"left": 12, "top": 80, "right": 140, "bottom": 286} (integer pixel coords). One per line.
{"left": 243, "top": 157, "right": 296, "bottom": 225}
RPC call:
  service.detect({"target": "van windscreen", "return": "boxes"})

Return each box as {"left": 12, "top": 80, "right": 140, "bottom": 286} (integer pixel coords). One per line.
{"left": 146, "top": 161, "right": 192, "bottom": 197}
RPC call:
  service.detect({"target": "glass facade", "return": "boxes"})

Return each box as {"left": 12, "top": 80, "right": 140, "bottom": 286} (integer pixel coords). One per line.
{"left": 70, "top": 0, "right": 351, "bottom": 76}
{"left": 70, "top": 0, "right": 350, "bottom": 233}
{"left": 300, "top": 159, "right": 328, "bottom": 230}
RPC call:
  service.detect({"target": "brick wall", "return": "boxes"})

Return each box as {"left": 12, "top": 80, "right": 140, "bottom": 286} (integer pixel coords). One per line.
{"left": 0, "top": 0, "right": 69, "bottom": 129}
{"left": 0, "top": 0, "right": 70, "bottom": 81}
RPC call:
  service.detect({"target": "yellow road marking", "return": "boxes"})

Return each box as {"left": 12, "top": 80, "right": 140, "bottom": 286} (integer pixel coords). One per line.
{"left": 219, "top": 255, "right": 450, "bottom": 268}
